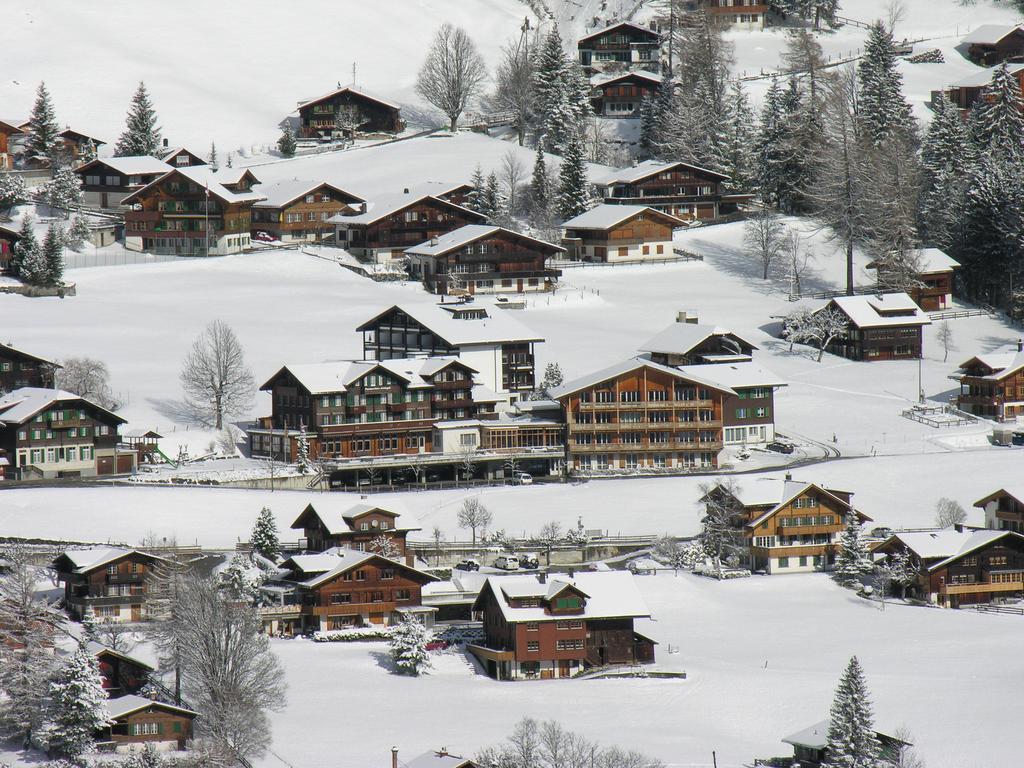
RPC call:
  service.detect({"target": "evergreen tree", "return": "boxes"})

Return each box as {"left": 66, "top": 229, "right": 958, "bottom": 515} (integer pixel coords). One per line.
{"left": 484, "top": 172, "right": 503, "bottom": 220}
{"left": 533, "top": 24, "right": 576, "bottom": 154}
{"left": 777, "top": 79, "right": 815, "bottom": 213}
{"left": 0, "top": 172, "right": 28, "bottom": 210}
{"left": 219, "top": 553, "right": 262, "bottom": 605}
{"left": 465, "top": 165, "right": 488, "bottom": 214}
{"left": 27, "top": 81, "right": 61, "bottom": 163}
{"left": 42, "top": 223, "right": 64, "bottom": 287}
{"left": 277, "top": 124, "right": 297, "bottom": 157}
{"left": 296, "top": 424, "right": 311, "bottom": 475}
{"left": 857, "top": 22, "right": 913, "bottom": 146}
{"left": 536, "top": 362, "right": 564, "bottom": 398}
{"left": 80, "top": 608, "right": 100, "bottom": 644}
{"left": 43, "top": 166, "right": 82, "bottom": 217}
{"left": 646, "top": 77, "right": 677, "bottom": 160}
{"left": 639, "top": 94, "right": 657, "bottom": 156}
{"left": 834, "top": 512, "right": 871, "bottom": 587}
{"left": 115, "top": 81, "right": 162, "bottom": 157}
{"left": 65, "top": 215, "right": 92, "bottom": 252}
{"left": 822, "top": 656, "right": 882, "bottom": 768}
{"left": 556, "top": 130, "right": 590, "bottom": 221}
{"left": 721, "top": 79, "right": 756, "bottom": 193}
{"left": 530, "top": 139, "right": 549, "bottom": 218}
{"left": 121, "top": 744, "right": 165, "bottom": 768}
{"left": 208, "top": 141, "right": 219, "bottom": 171}
{"left": 9, "top": 215, "right": 38, "bottom": 281}
{"left": 961, "top": 154, "right": 1024, "bottom": 302}
{"left": 48, "top": 644, "right": 110, "bottom": 762}
{"left": 919, "top": 94, "right": 972, "bottom": 247}
{"left": 249, "top": 506, "right": 280, "bottom": 561}
{"left": 755, "top": 78, "right": 787, "bottom": 207}
{"left": 970, "top": 62, "right": 1024, "bottom": 162}
{"left": 388, "top": 614, "right": 432, "bottom": 676}
{"left": 80, "top": 138, "right": 97, "bottom": 163}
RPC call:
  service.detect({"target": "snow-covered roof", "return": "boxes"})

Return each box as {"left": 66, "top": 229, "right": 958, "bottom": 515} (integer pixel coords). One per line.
{"left": 404, "top": 224, "right": 563, "bottom": 257}
{"left": 283, "top": 548, "right": 435, "bottom": 589}
{"left": 296, "top": 84, "right": 401, "bottom": 112}
{"left": 0, "top": 118, "right": 27, "bottom": 133}
{"left": 974, "top": 486, "right": 1024, "bottom": 508}
{"left": 55, "top": 547, "right": 166, "bottom": 573}
{"left": 123, "top": 165, "right": 265, "bottom": 206}
{"left": 590, "top": 70, "right": 663, "bottom": 88}
{"left": 0, "top": 342, "right": 60, "bottom": 368}
{"left": 478, "top": 571, "right": 650, "bottom": 623}
{"left": 949, "top": 62, "right": 1024, "bottom": 88}
{"left": 357, "top": 302, "right": 544, "bottom": 345}
{"left": 85, "top": 641, "right": 154, "bottom": 671}
{"left": 674, "top": 361, "right": 786, "bottom": 390}
{"left": 59, "top": 127, "right": 106, "bottom": 145}
{"left": 867, "top": 248, "right": 960, "bottom": 275}
{"left": 782, "top": 719, "right": 907, "bottom": 750}
{"left": 638, "top": 322, "right": 757, "bottom": 357}
{"left": 957, "top": 344, "right": 1024, "bottom": 380}
{"left": 105, "top": 694, "right": 196, "bottom": 720}
{"left": 825, "top": 293, "right": 932, "bottom": 329}
{"left": 77, "top": 156, "right": 172, "bottom": 176}
{"left": 743, "top": 480, "right": 859, "bottom": 528}
{"left": 291, "top": 500, "right": 420, "bottom": 535}
{"left": 0, "top": 387, "right": 125, "bottom": 426}
{"left": 213, "top": 166, "right": 258, "bottom": 185}
{"left": 330, "top": 190, "right": 482, "bottom": 226}
{"left": 594, "top": 159, "right": 729, "bottom": 185}
{"left": 261, "top": 356, "right": 473, "bottom": 395}
{"left": 404, "top": 750, "right": 476, "bottom": 768}
{"left": 884, "top": 528, "right": 1019, "bottom": 567}
{"left": 561, "top": 204, "right": 683, "bottom": 231}
{"left": 252, "top": 179, "right": 363, "bottom": 209}
{"left": 577, "top": 20, "right": 662, "bottom": 45}
{"left": 961, "top": 23, "right": 1024, "bottom": 45}
{"left": 549, "top": 356, "right": 736, "bottom": 400}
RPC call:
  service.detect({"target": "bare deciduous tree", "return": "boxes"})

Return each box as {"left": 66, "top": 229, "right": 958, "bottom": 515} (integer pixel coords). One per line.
{"left": 935, "top": 497, "right": 967, "bottom": 528}
{"left": 532, "top": 521, "right": 563, "bottom": 566}
{"left": 333, "top": 104, "right": 365, "bottom": 140}
{"left": 936, "top": 320, "right": 955, "bottom": 363}
{"left": 697, "top": 481, "right": 748, "bottom": 576}
{"left": 809, "top": 307, "right": 849, "bottom": 362}
{"left": 416, "top": 24, "right": 487, "bottom": 132}
{"left": 180, "top": 320, "right": 255, "bottom": 430}
{"left": 56, "top": 357, "right": 122, "bottom": 410}
{"left": 501, "top": 150, "right": 526, "bottom": 217}
{"left": 96, "top": 619, "right": 136, "bottom": 653}
{"left": 492, "top": 36, "right": 535, "bottom": 145}
{"left": 431, "top": 525, "right": 445, "bottom": 565}
{"left": 743, "top": 208, "right": 786, "bottom": 280}
{"left": 457, "top": 497, "right": 492, "bottom": 546}
{"left": 783, "top": 230, "right": 812, "bottom": 298}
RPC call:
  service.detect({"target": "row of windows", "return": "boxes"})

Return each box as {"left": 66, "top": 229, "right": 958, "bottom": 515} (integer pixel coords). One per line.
{"left": 734, "top": 407, "right": 770, "bottom": 419}
{"left": 777, "top": 555, "right": 822, "bottom": 568}
{"left": 328, "top": 588, "right": 410, "bottom": 603}
{"left": 18, "top": 445, "right": 94, "bottom": 465}
{"left": 777, "top": 515, "right": 836, "bottom": 527}
{"left": 578, "top": 452, "right": 717, "bottom": 469}
{"left": 285, "top": 211, "right": 332, "bottom": 223}
{"left": 574, "top": 431, "right": 719, "bottom": 445}
{"left": 0, "top": 361, "right": 38, "bottom": 372}
{"left": 581, "top": 388, "right": 713, "bottom": 403}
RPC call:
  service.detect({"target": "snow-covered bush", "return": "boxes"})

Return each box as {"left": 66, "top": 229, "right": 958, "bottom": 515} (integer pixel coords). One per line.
{"left": 388, "top": 615, "right": 432, "bottom": 676}
{"left": 312, "top": 626, "right": 393, "bottom": 642}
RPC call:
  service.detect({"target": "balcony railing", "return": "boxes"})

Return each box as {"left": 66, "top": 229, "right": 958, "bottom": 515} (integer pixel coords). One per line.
{"left": 569, "top": 440, "right": 723, "bottom": 452}
{"left": 941, "top": 580, "right": 1024, "bottom": 595}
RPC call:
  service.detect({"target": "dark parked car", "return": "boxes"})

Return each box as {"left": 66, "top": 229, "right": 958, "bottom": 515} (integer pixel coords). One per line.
{"left": 767, "top": 441, "right": 795, "bottom": 454}
{"left": 455, "top": 558, "right": 480, "bottom": 571}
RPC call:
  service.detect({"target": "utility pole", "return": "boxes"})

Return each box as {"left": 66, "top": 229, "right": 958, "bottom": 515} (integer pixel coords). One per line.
{"left": 352, "top": 62, "right": 357, "bottom": 87}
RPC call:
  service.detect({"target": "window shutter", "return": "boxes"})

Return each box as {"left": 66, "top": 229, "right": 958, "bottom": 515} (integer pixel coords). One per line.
{"left": 158, "top": 722, "right": 164, "bottom": 735}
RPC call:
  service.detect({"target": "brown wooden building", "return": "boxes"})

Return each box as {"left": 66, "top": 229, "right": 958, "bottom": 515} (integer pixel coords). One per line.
{"left": 815, "top": 293, "right": 931, "bottom": 361}
{"left": 405, "top": 224, "right": 563, "bottom": 295}
{"left": 640, "top": 314, "right": 757, "bottom": 365}
{"left": 0, "top": 342, "right": 60, "bottom": 392}
{"left": 961, "top": 23, "right": 1024, "bottom": 66}
{"left": 590, "top": 71, "right": 662, "bottom": 117}
{"left": 74, "top": 156, "right": 173, "bottom": 210}
{"left": 332, "top": 192, "right": 486, "bottom": 263}
{"left": 296, "top": 85, "right": 404, "bottom": 139}
{"left": 122, "top": 165, "right": 264, "bottom": 256}
{"left": 943, "top": 62, "right": 1024, "bottom": 114}
{"left": 974, "top": 487, "right": 1024, "bottom": 533}
{"left": 577, "top": 21, "right": 662, "bottom": 72}
{"left": 561, "top": 205, "right": 683, "bottom": 263}
{"left": 594, "top": 160, "right": 749, "bottom": 221}
{"left": 469, "top": 572, "right": 654, "bottom": 680}
{"left": 0, "top": 387, "right": 132, "bottom": 479}
{"left": 0, "top": 224, "right": 20, "bottom": 272}
{"left": 290, "top": 501, "right": 420, "bottom": 555}
{"left": 698, "top": 0, "right": 770, "bottom": 29}
{"left": 251, "top": 180, "right": 364, "bottom": 242}
{"left": 158, "top": 146, "right": 207, "bottom": 169}
{"left": 875, "top": 529, "right": 1024, "bottom": 607}
{"left": 88, "top": 641, "right": 153, "bottom": 698}
{"left": 551, "top": 356, "right": 731, "bottom": 474}
{"left": 102, "top": 694, "right": 196, "bottom": 751}
{"left": 52, "top": 548, "right": 168, "bottom": 622}
{"left": 955, "top": 340, "right": 1024, "bottom": 422}
{"left": 58, "top": 128, "right": 106, "bottom": 165}
{"left": 866, "top": 248, "right": 960, "bottom": 311}
{"left": 0, "top": 118, "right": 25, "bottom": 170}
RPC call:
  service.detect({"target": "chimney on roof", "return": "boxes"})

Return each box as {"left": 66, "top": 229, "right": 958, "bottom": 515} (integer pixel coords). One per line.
{"left": 391, "top": 747, "right": 398, "bottom": 768}
{"left": 404, "top": 187, "right": 410, "bottom": 194}
{"left": 162, "top": 138, "right": 169, "bottom": 148}
{"left": 538, "top": 571, "right": 546, "bottom": 584}
{"left": 568, "top": 567, "right": 575, "bottom": 578}
{"left": 149, "top": 690, "right": 158, "bottom": 701}
{"left": 430, "top": 237, "right": 439, "bottom": 246}
{"left": 785, "top": 471, "right": 792, "bottom": 481}
{"left": 677, "top": 310, "right": 699, "bottom": 324}
{"left": 1018, "top": 338, "right": 1023, "bottom": 352}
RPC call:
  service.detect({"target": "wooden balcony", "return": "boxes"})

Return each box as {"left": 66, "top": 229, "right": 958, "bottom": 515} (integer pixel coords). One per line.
{"left": 569, "top": 440, "right": 722, "bottom": 452}
{"left": 578, "top": 400, "right": 715, "bottom": 410}
{"left": 941, "top": 580, "right": 1024, "bottom": 595}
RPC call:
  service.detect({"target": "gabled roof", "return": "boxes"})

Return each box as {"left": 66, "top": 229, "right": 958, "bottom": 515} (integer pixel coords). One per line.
{"left": 549, "top": 356, "right": 736, "bottom": 400}
{"left": 121, "top": 165, "right": 266, "bottom": 206}
{"left": 74, "top": 156, "right": 172, "bottom": 177}
{"left": 281, "top": 548, "right": 437, "bottom": 589}
{"left": 594, "top": 158, "right": 729, "bottom": 185}
{"left": 252, "top": 179, "right": 364, "bottom": 209}
{"left": 329, "top": 191, "right": 484, "bottom": 226}
{"left": 956, "top": 344, "right": 1024, "bottom": 381}
{"left": 973, "top": 486, "right": 1024, "bottom": 509}
{"left": 0, "top": 343, "right": 61, "bottom": 368}
{"left": 866, "top": 248, "right": 960, "bottom": 275}
{"left": 53, "top": 547, "right": 167, "bottom": 574}
{"left": 674, "top": 361, "right": 786, "bottom": 391}
{"left": 296, "top": 84, "right": 401, "bottom": 112}
{"left": 259, "top": 356, "right": 474, "bottom": 395}
{"left": 86, "top": 641, "right": 154, "bottom": 672}
{"left": 290, "top": 501, "right": 420, "bottom": 534}
{"left": 404, "top": 224, "right": 564, "bottom": 257}
{"left": 639, "top": 322, "right": 757, "bottom": 357}
{"left": 355, "top": 302, "right": 544, "bottom": 345}
{"left": 961, "top": 23, "right": 1024, "bottom": 45}
{"left": 159, "top": 146, "right": 207, "bottom": 165}
{"left": 213, "top": 167, "right": 260, "bottom": 186}
{"left": 824, "top": 293, "right": 932, "bottom": 329}
{"left": 105, "top": 694, "right": 196, "bottom": 720}
{"left": 742, "top": 480, "right": 865, "bottom": 528}
{"left": 578, "top": 20, "right": 662, "bottom": 45}
{"left": 0, "top": 387, "right": 125, "bottom": 427}
{"left": 474, "top": 571, "right": 649, "bottom": 623}
{"left": 949, "top": 62, "right": 1024, "bottom": 88}
{"left": 59, "top": 128, "right": 106, "bottom": 146}
{"left": 879, "top": 528, "right": 1022, "bottom": 567}
{"left": 0, "top": 118, "right": 27, "bottom": 134}
{"left": 591, "top": 70, "right": 663, "bottom": 88}
{"left": 561, "top": 204, "right": 684, "bottom": 231}
{"left": 405, "top": 751, "right": 477, "bottom": 768}
{"left": 782, "top": 720, "right": 908, "bottom": 751}
{"left": 927, "top": 530, "right": 1024, "bottom": 572}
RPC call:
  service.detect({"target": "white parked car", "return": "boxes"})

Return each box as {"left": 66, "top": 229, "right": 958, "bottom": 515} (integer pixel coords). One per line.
{"left": 494, "top": 554, "right": 520, "bottom": 570}
{"left": 512, "top": 472, "right": 533, "bottom": 485}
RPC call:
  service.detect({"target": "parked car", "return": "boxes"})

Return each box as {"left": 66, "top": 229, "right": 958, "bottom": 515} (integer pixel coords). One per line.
{"left": 494, "top": 554, "right": 520, "bottom": 570}
{"left": 870, "top": 527, "right": 894, "bottom": 540}
{"left": 766, "top": 440, "right": 795, "bottom": 454}
{"left": 519, "top": 552, "right": 540, "bottom": 569}
{"left": 425, "top": 640, "right": 450, "bottom": 652}
{"left": 253, "top": 231, "right": 275, "bottom": 242}
{"left": 512, "top": 472, "right": 533, "bottom": 485}
{"left": 455, "top": 558, "right": 480, "bottom": 571}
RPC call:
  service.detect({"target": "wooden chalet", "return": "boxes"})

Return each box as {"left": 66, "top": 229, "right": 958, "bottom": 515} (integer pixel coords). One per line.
{"left": 702, "top": 475, "right": 869, "bottom": 573}
{"left": 396, "top": 749, "right": 480, "bottom": 768}
{"left": 52, "top": 548, "right": 168, "bottom": 621}
{"left": 640, "top": 313, "right": 757, "bottom": 365}
{"left": 58, "top": 128, "right": 106, "bottom": 165}
{"left": 469, "top": 571, "right": 654, "bottom": 680}
{"left": 269, "top": 549, "right": 438, "bottom": 632}
{"left": 0, "top": 388, "right": 133, "bottom": 479}
{"left": 158, "top": 145, "right": 207, "bottom": 168}
{"left": 101, "top": 694, "right": 196, "bottom": 751}
{"left": 550, "top": 356, "right": 732, "bottom": 474}
{"left": 961, "top": 23, "right": 1024, "bottom": 66}
{"left": 122, "top": 165, "right": 264, "bottom": 256}
{"left": 290, "top": 501, "right": 420, "bottom": 556}
{"left": 974, "top": 487, "right": 1024, "bottom": 533}
{"left": 87, "top": 641, "right": 153, "bottom": 698}
{"left": 74, "top": 156, "right": 173, "bottom": 210}
{"left": 0, "top": 342, "right": 60, "bottom": 392}
{"left": 874, "top": 529, "right": 1024, "bottom": 607}
{"left": 357, "top": 303, "right": 544, "bottom": 397}
{"left": 296, "top": 84, "right": 404, "bottom": 139}
{"left": 561, "top": 204, "right": 683, "bottom": 263}
{"left": 943, "top": 62, "right": 1024, "bottom": 114}
{"left": 0, "top": 118, "right": 25, "bottom": 170}
{"left": 815, "top": 292, "right": 931, "bottom": 361}
{"left": 577, "top": 21, "right": 662, "bottom": 72}
{"left": 405, "top": 224, "right": 563, "bottom": 295}
{"left": 0, "top": 224, "right": 19, "bottom": 272}
{"left": 955, "top": 340, "right": 1024, "bottom": 422}
{"left": 590, "top": 71, "right": 661, "bottom": 118}
{"left": 251, "top": 180, "right": 364, "bottom": 242}
{"left": 698, "top": 0, "right": 770, "bottom": 29}
{"left": 677, "top": 361, "right": 785, "bottom": 446}
{"left": 594, "top": 160, "right": 749, "bottom": 221}
{"left": 866, "top": 248, "right": 960, "bottom": 311}
{"left": 781, "top": 720, "right": 910, "bottom": 766}
{"left": 331, "top": 191, "right": 486, "bottom": 263}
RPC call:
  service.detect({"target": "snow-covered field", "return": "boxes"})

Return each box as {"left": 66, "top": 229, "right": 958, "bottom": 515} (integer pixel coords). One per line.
{"left": 260, "top": 572, "right": 1023, "bottom": 768}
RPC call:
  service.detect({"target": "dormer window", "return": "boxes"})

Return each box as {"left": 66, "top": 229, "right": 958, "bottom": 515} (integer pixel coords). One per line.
{"left": 360, "top": 522, "right": 369, "bottom": 531}
{"left": 555, "top": 597, "right": 581, "bottom": 610}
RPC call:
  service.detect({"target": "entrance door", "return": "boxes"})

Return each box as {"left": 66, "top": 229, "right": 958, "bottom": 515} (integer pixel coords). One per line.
{"left": 516, "top": 278, "right": 524, "bottom": 292}
{"left": 540, "top": 668, "right": 554, "bottom": 680}
{"left": 369, "top": 612, "right": 385, "bottom": 625}
{"left": 131, "top": 604, "right": 142, "bottom": 622}
{"left": 101, "top": 192, "right": 109, "bottom": 208}
{"left": 558, "top": 659, "right": 571, "bottom": 677}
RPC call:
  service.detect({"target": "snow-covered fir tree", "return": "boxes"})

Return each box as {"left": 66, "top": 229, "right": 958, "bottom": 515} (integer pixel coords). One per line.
{"left": 79, "top": 138, "right": 97, "bottom": 163}
{"left": 0, "top": 172, "right": 28, "bottom": 210}
{"left": 42, "top": 223, "right": 65, "bottom": 287}
{"left": 388, "top": 615, "right": 432, "bottom": 676}
{"left": 535, "top": 362, "right": 563, "bottom": 398}
{"left": 721, "top": 79, "right": 756, "bottom": 193}
{"left": 755, "top": 78, "right": 787, "bottom": 208}
{"left": 43, "top": 166, "right": 82, "bottom": 217}
{"left": 822, "top": 656, "right": 882, "bottom": 768}
{"left": 277, "top": 124, "right": 296, "bottom": 158}
{"left": 556, "top": 130, "right": 590, "bottom": 221}
{"left": 120, "top": 744, "right": 165, "bottom": 768}
{"left": 857, "top": 21, "right": 913, "bottom": 146}
{"left": 484, "top": 171, "right": 504, "bottom": 221}
{"left": 919, "top": 93, "right": 972, "bottom": 248}
{"left": 887, "top": 548, "right": 918, "bottom": 599}
{"left": 48, "top": 643, "right": 110, "bottom": 762}
{"left": 466, "top": 165, "right": 488, "bottom": 214}
{"left": 533, "top": 24, "right": 576, "bottom": 155}
{"left": 220, "top": 552, "right": 263, "bottom": 605}
{"left": 208, "top": 141, "right": 219, "bottom": 170}
{"left": 969, "top": 62, "right": 1024, "bottom": 161}
{"left": 115, "top": 81, "right": 162, "bottom": 157}
{"left": 296, "top": 424, "right": 311, "bottom": 475}
{"left": 530, "top": 139, "right": 549, "bottom": 220}
{"left": 28, "top": 82, "right": 61, "bottom": 163}
{"left": 776, "top": 79, "right": 816, "bottom": 213}
{"left": 250, "top": 506, "right": 280, "bottom": 561}
{"left": 65, "top": 215, "right": 92, "bottom": 252}
{"left": 834, "top": 512, "right": 872, "bottom": 587}
{"left": 9, "top": 215, "right": 38, "bottom": 281}
{"left": 79, "top": 608, "right": 99, "bottom": 644}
